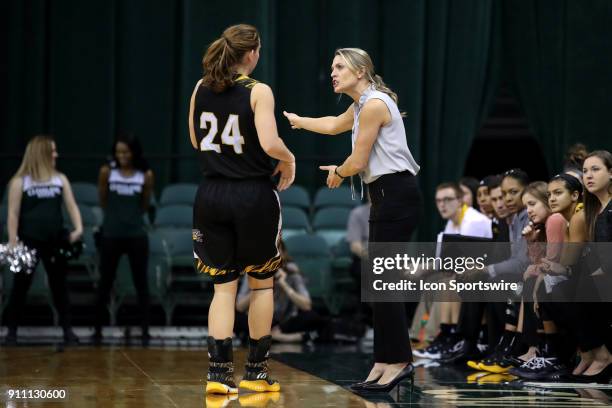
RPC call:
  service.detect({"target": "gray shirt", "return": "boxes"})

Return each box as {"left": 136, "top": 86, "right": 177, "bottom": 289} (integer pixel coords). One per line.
{"left": 488, "top": 209, "right": 530, "bottom": 279}
{"left": 352, "top": 86, "right": 420, "bottom": 183}
{"left": 346, "top": 204, "right": 370, "bottom": 245}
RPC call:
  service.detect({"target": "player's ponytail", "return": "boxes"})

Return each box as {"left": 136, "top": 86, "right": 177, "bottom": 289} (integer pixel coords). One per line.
{"left": 202, "top": 24, "right": 260, "bottom": 93}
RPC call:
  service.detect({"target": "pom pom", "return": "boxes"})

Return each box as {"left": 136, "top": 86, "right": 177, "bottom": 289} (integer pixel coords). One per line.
{"left": 0, "top": 242, "right": 37, "bottom": 274}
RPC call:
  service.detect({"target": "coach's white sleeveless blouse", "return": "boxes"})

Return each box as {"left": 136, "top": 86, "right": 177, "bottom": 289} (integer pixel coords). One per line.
{"left": 352, "top": 86, "right": 420, "bottom": 184}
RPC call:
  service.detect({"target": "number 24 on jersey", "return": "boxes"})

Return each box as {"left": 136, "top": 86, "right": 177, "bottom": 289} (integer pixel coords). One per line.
{"left": 199, "top": 112, "right": 245, "bottom": 154}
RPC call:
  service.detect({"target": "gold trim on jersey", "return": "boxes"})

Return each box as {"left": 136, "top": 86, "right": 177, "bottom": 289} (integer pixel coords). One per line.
{"left": 235, "top": 74, "right": 258, "bottom": 89}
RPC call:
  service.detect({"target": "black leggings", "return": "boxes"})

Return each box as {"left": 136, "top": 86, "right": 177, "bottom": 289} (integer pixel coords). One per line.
{"left": 3, "top": 240, "right": 72, "bottom": 330}
{"left": 369, "top": 171, "right": 422, "bottom": 363}
{"left": 95, "top": 236, "right": 149, "bottom": 329}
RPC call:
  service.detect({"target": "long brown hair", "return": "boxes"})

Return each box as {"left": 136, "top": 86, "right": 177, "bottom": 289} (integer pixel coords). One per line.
{"left": 583, "top": 150, "right": 612, "bottom": 240}
{"left": 14, "top": 135, "right": 56, "bottom": 181}
{"left": 202, "top": 24, "right": 260, "bottom": 93}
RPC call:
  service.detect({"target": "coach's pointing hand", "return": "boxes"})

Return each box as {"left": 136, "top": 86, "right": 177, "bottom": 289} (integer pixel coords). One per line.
{"left": 283, "top": 111, "right": 302, "bottom": 129}
{"left": 320, "top": 165, "right": 344, "bottom": 189}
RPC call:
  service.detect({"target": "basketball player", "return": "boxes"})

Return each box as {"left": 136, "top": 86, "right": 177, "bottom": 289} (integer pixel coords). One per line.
{"left": 189, "top": 24, "right": 295, "bottom": 395}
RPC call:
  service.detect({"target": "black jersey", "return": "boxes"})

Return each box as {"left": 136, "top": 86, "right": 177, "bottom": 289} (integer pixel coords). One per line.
{"left": 18, "top": 174, "right": 64, "bottom": 242}
{"left": 102, "top": 166, "right": 146, "bottom": 238}
{"left": 192, "top": 75, "right": 274, "bottom": 179}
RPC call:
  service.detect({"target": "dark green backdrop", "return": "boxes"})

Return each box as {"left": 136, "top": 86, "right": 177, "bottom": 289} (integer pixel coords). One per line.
{"left": 2, "top": 0, "right": 611, "bottom": 238}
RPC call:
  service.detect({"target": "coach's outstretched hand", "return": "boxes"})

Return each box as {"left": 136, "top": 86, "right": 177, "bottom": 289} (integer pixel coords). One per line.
{"left": 319, "top": 165, "right": 344, "bottom": 189}
{"left": 283, "top": 111, "right": 301, "bottom": 129}
{"left": 273, "top": 160, "right": 296, "bottom": 191}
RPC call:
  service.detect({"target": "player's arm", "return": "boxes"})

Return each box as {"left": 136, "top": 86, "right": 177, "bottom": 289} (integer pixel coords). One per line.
{"left": 282, "top": 104, "right": 354, "bottom": 135}
{"left": 188, "top": 79, "right": 203, "bottom": 149}
{"left": 560, "top": 210, "right": 586, "bottom": 265}
{"left": 251, "top": 83, "right": 295, "bottom": 163}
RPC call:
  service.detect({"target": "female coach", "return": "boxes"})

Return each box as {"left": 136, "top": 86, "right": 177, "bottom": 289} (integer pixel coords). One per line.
{"left": 284, "top": 47, "right": 422, "bottom": 392}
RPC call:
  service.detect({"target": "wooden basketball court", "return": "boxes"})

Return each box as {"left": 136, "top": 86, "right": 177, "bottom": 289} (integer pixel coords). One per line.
{"left": 0, "top": 347, "right": 366, "bottom": 407}
{"left": 1, "top": 345, "right": 611, "bottom": 407}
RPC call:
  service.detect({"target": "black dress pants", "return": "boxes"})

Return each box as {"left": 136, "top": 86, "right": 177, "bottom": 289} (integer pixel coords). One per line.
{"left": 369, "top": 171, "right": 422, "bottom": 363}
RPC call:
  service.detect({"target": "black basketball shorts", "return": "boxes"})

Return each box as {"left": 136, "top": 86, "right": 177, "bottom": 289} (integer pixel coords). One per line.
{"left": 192, "top": 177, "right": 282, "bottom": 284}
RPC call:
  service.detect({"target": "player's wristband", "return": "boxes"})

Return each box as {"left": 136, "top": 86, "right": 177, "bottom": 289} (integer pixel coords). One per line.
{"left": 334, "top": 167, "right": 345, "bottom": 179}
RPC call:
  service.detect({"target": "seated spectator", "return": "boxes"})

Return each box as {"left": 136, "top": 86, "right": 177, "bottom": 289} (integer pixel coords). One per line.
{"left": 460, "top": 177, "right": 480, "bottom": 209}
{"left": 413, "top": 182, "right": 491, "bottom": 360}
{"left": 476, "top": 176, "right": 497, "bottom": 219}
{"left": 235, "top": 240, "right": 326, "bottom": 343}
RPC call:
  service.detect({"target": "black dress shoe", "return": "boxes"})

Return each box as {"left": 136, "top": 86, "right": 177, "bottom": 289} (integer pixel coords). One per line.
{"left": 571, "top": 363, "right": 612, "bottom": 384}
{"left": 348, "top": 375, "right": 382, "bottom": 391}
{"left": 360, "top": 364, "right": 415, "bottom": 392}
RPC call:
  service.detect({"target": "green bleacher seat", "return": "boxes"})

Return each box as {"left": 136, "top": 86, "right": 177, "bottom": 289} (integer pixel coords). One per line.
{"left": 313, "top": 186, "right": 358, "bottom": 209}
{"left": 312, "top": 207, "right": 351, "bottom": 246}
{"left": 281, "top": 207, "right": 310, "bottom": 239}
{"left": 329, "top": 238, "right": 357, "bottom": 312}
{"left": 278, "top": 185, "right": 310, "bottom": 211}
{"left": 158, "top": 228, "right": 212, "bottom": 324}
{"left": 331, "top": 238, "right": 353, "bottom": 270}
{"left": 63, "top": 204, "right": 99, "bottom": 229}
{"left": 159, "top": 183, "right": 198, "bottom": 206}
{"left": 71, "top": 182, "right": 99, "bottom": 206}
{"left": 67, "top": 227, "right": 99, "bottom": 284}
{"left": 155, "top": 205, "right": 192, "bottom": 229}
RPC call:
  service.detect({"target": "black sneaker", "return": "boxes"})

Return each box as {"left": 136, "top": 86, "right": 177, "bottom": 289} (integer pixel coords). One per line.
{"left": 509, "top": 353, "right": 569, "bottom": 381}
{"left": 206, "top": 337, "right": 238, "bottom": 395}
{"left": 440, "top": 339, "right": 481, "bottom": 364}
{"left": 239, "top": 335, "right": 280, "bottom": 392}
{"left": 476, "top": 352, "right": 524, "bottom": 374}
{"left": 413, "top": 332, "right": 453, "bottom": 360}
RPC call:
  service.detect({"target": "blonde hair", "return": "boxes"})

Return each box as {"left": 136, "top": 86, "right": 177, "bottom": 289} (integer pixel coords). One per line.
{"left": 335, "top": 48, "right": 399, "bottom": 104}
{"left": 14, "top": 135, "right": 56, "bottom": 181}
{"left": 202, "top": 24, "right": 260, "bottom": 93}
